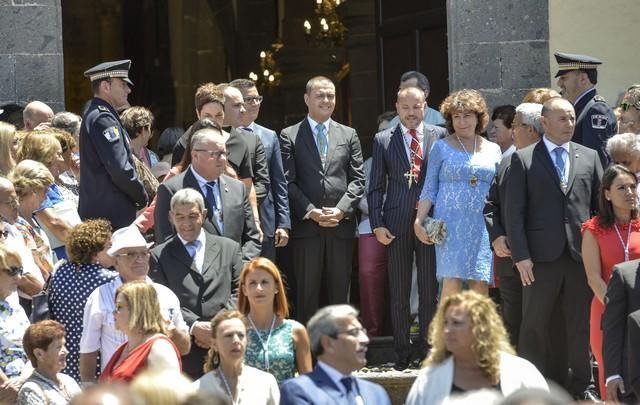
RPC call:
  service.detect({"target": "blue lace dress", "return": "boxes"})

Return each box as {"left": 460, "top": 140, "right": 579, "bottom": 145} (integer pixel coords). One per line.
{"left": 245, "top": 319, "right": 296, "bottom": 384}
{"left": 420, "top": 139, "right": 501, "bottom": 282}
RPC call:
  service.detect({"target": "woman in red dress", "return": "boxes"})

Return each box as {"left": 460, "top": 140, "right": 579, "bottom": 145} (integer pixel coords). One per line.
{"left": 100, "top": 281, "right": 181, "bottom": 383}
{"left": 581, "top": 164, "right": 640, "bottom": 399}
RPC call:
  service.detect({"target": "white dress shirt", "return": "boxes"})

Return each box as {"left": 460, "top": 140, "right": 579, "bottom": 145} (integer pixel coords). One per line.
{"left": 542, "top": 136, "right": 570, "bottom": 184}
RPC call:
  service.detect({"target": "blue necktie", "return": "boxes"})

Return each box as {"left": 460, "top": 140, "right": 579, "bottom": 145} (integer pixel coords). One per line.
{"left": 340, "top": 377, "right": 357, "bottom": 405}
{"left": 316, "top": 123, "right": 328, "bottom": 167}
{"left": 553, "top": 147, "right": 566, "bottom": 184}
{"left": 185, "top": 240, "right": 200, "bottom": 258}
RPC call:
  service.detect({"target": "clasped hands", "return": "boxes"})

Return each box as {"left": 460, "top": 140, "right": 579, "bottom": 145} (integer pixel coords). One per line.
{"left": 309, "top": 207, "right": 344, "bottom": 227}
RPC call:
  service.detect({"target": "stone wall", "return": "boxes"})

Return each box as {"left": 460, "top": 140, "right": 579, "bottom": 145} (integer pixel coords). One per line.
{"left": 0, "top": 0, "right": 65, "bottom": 112}
{"left": 447, "top": 0, "right": 550, "bottom": 108}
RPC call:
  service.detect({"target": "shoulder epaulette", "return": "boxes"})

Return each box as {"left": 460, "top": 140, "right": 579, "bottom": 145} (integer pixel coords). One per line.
{"left": 593, "top": 95, "right": 607, "bottom": 103}
{"left": 97, "top": 105, "right": 109, "bottom": 112}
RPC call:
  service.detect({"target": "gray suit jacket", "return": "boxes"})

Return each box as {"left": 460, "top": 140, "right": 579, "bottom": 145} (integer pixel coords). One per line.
{"left": 505, "top": 141, "right": 602, "bottom": 263}
{"left": 280, "top": 118, "right": 365, "bottom": 239}
{"left": 368, "top": 123, "right": 447, "bottom": 235}
{"left": 148, "top": 231, "right": 242, "bottom": 328}
{"left": 154, "top": 169, "right": 261, "bottom": 261}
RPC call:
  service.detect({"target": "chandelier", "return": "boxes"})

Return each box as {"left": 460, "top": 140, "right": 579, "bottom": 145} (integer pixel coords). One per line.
{"left": 303, "top": 0, "right": 347, "bottom": 47}
{"left": 249, "top": 43, "right": 283, "bottom": 89}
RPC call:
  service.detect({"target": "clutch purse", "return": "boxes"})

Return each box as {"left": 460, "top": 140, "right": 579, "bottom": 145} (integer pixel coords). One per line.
{"left": 421, "top": 216, "right": 447, "bottom": 245}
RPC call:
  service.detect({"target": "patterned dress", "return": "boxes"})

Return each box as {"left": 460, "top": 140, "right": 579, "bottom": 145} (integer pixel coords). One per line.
{"left": 245, "top": 319, "right": 296, "bottom": 384}
{"left": 48, "top": 261, "right": 117, "bottom": 382}
{"left": 420, "top": 139, "right": 501, "bottom": 282}
{"left": 0, "top": 299, "right": 30, "bottom": 378}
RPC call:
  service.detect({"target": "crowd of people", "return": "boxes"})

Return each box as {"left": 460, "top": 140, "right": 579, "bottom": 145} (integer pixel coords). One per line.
{"left": 0, "top": 49, "right": 639, "bottom": 405}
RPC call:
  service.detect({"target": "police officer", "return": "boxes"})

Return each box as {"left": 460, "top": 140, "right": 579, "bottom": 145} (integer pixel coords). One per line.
{"left": 79, "top": 60, "right": 147, "bottom": 229}
{"left": 555, "top": 52, "right": 616, "bottom": 167}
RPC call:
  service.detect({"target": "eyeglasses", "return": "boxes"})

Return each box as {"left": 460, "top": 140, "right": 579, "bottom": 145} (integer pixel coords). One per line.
{"left": 620, "top": 102, "right": 640, "bottom": 112}
{"left": 2, "top": 266, "right": 23, "bottom": 277}
{"left": 194, "top": 149, "right": 227, "bottom": 159}
{"left": 113, "top": 251, "right": 149, "bottom": 259}
{"left": 244, "top": 96, "right": 263, "bottom": 104}
{"left": 329, "top": 327, "right": 367, "bottom": 339}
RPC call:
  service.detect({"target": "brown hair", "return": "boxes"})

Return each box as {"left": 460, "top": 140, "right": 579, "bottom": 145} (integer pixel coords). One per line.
{"left": 120, "top": 106, "right": 154, "bottom": 139}
{"left": 23, "top": 320, "right": 66, "bottom": 367}
{"left": 522, "top": 88, "right": 561, "bottom": 104}
{"left": 66, "top": 219, "right": 112, "bottom": 264}
{"left": 440, "top": 89, "right": 489, "bottom": 135}
{"left": 238, "top": 257, "right": 289, "bottom": 318}
{"left": 203, "top": 310, "right": 247, "bottom": 373}
{"left": 194, "top": 83, "right": 225, "bottom": 114}
{"left": 597, "top": 164, "right": 639, "bottom": 228}
{"left": 17, "top": 130, "right": 61, "bottom": 168}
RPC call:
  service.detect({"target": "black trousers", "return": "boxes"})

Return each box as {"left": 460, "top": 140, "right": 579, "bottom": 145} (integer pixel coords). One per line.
{"left": 387, "top": 232, "right": 437, "bottom": 359}
{"left": 518, "top": 248, "right": 592, "bottom": 396}
{"left": 495, "top": 256, "right": 522, "bottom": 348}
{"left": 292, "top": 232, "right": 354, "bottom": 324}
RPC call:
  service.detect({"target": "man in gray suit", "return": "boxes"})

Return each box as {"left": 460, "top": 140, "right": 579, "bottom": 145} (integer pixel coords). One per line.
{"left": 149, "top": 188, "right": 242, "bottom": 379}
{"left": 505, "top": 97, "right": 602, "bottom": 399}
{"left": 368, "top": 86, "right": 446, "bottom": 369}
{"left": 230, "top": 78, "right": 291, "bottom": 261}
{"left": 280, "top": 76, "right": 365, "bottom": 324}
{"left": 154, "top": 127, "right": 261, "bottom": 261}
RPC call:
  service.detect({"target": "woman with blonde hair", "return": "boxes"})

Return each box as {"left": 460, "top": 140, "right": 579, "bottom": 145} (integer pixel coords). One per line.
{"left": 0, "top": 122, "right": 18, "bottom": 175}
{"left": 193, "top": 310, "right": 279, "bottom": 404}
{"left": 414, "top": 89, "right": 501, "bottom": 298}
{"left": 9, "top": 159, "right": 56, "bottom": 282}
{"left": 18, "top": 130, "right": 81, "bottom": 260}
{"left": 406, "top": 291, "right": 547, "bottom": 404}
{"left": 100, "top": 281, "right": 181, "bottom": 383}
{"left": 238, "top": 257, "right": 311, "bottom": 383}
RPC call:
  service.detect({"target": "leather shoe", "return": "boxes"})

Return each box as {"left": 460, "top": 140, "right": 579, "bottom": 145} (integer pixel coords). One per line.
{"left": 395, "top": 356, "right": 410, "bottom": 371}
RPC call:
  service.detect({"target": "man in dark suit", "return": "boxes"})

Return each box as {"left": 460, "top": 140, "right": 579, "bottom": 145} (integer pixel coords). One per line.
{"left": 627, "top": 310, "right": 640, "bottom": 399}
{"left": 555, "top": 52, "right": 616, "bottom": 167}
{"left": 149, "top": 188, "right": 242, "bottom": 379}
{"left": 602, "top": 259, "right": 640, "bottom": 403}
{"left": 79, "top": 60, "right": 147, "bottom": 229}
{"left": 505, "top": 97, "right": 602, "bottom": 399}
{"left": 231, "top": 78, "right": 291, "bottom": 261}
{"left": 368, "top": 86, "right": 446, "bottom": 368}
{"left": 280, "top": 305, "right": 391, "bottom": 405}
{"left": 483, "top": 102, "right": 543, "bottom": 347}
{"left": 154, "top": 127, "right": 261, "bottom": 261}
{"left": 280, "top": 76, "right": 365, "bottom": 324}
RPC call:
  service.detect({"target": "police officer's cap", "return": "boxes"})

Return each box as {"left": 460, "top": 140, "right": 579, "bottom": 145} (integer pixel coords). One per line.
{"left": 554, "top": 52, "right": 602, "bottom": 78}
{"left": 84, "top": 59, "right": 134, "bottom": 86}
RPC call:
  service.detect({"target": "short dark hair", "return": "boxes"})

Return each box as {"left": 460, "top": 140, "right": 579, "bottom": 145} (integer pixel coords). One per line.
{"left": 400, "top": 71, "right": 430, "bottom": 93}
{"left": 377, "top": 111, "right": 397, "bottom": 126}
{"left": 305, "top": 76, "right": 333, "bottom": 94}
{"left": 582, "top": 69, "right": 598, "bottom": 85}
{"left": 91, "top": 78, "right": 112, "bottom": 94}
{"left": 194, "top": 83, "right": 225, "bottom": 114}
{"left": 491, "top": 105, "right": 516, "bottom": 128}
{"left": 229, "top": 78, "right": 256, "bottom": 90}
{"left": 66, "top": 219, "right": 112, "bottom": 264}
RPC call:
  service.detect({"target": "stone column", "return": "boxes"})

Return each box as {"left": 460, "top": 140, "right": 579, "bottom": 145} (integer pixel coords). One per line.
{"left": 0, "top": 0, "right": 65, "bottom": 112}
{"left": 446, "top": 0, "right": 550, "bottom": 107}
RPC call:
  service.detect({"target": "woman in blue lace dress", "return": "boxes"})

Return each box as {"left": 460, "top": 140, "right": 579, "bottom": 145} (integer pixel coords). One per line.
{"left": 415, "top": 89, "right": 501, "bottom": 299}
{"left": 238, "top": 258, "right": 311, "bottom": 384}
{"left": 48, "top": 219, "right": 117, "bottom": 382}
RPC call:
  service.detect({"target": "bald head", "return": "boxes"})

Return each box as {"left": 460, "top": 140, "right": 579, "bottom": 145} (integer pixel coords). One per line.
{"left": 540, "top": 97, "right": 576, "bottom": 146}
{"left": 0, "top": 177, "right": 18, "bottom": 224}
{"left": 396, "top": 86, "right": 426, "bottom": 130}
{"left": 541, "top": 97, "right": 573, "bottom": 118}
{"left": 23, "top": 101, "right": 54, "bottom": 131}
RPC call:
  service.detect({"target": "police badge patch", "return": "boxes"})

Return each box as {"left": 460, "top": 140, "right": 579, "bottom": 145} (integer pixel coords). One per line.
{"left": 103, "top": 126, "right": 121, "bottom": 142}
{"left": 591, "top": 114, "right": 608, "bottom": 129}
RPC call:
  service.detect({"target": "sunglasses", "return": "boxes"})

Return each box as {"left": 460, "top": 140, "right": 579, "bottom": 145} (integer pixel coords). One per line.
{"left": 2, "top": 266, "right": 23, "bottom": 277}
{"left": 620, "top": 102, "right": 640, "bottom": 112}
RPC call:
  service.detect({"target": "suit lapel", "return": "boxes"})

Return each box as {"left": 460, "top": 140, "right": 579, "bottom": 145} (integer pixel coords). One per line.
{"left": 312, "top": 367, "right": 346, "bottom": 403}
{"left": 324, "top": 121, "right": 341, "bottom": 172}
{"left": 390, "top": 125, "right": 410, "bottom": 172}
{"left": 201, "top": 233, "right": 221, "bottom": 277}
{"left": 217, "top": 176, "right": 230, "bottom": 236}
{"left": 167, "top": 236, "right": 199, "bottom": 274}
{"left": 533, "top": 141, "right": 563, "bottom": 191}
{"left": 565, "top": 143, "right": 579, "bottom": 192}
{"left": 300, "top": 119, "right": 323, "bottom": 169}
